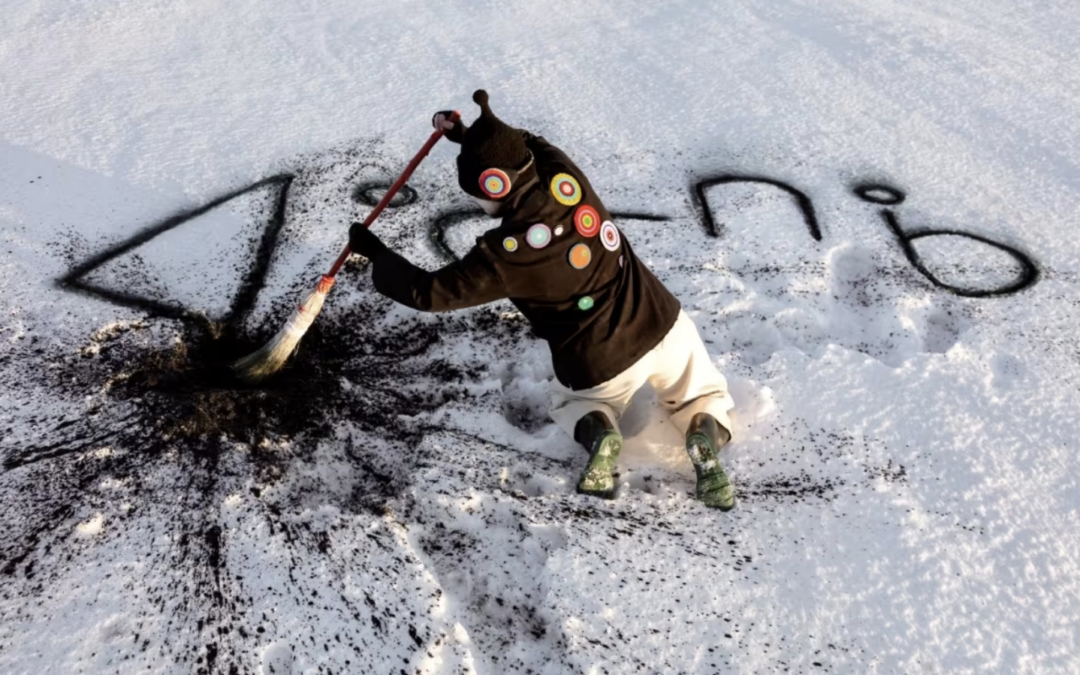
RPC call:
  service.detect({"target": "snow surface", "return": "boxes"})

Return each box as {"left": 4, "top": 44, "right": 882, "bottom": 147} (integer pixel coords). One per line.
{"left": 2, "top": 1, "right": 1080, "bottom": 673}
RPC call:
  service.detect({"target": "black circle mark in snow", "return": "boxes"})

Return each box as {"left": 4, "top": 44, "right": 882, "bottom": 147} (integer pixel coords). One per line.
{"left": 353, "top": 182, "right": 419, "bottom": 208}
{"left": 431, "top": 207, "right": 488, "bottom": 262}
{"left": 853, "top": 183, "right": 906, "bottom": 206}
{"left": 881, "top": 210, "right": 1040, "bottom": 298}
{"left": 905, "top": 229, "right": 1040, "bottom": 297}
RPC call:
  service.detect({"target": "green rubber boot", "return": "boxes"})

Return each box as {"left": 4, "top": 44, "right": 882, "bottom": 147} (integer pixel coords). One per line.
{"left": 574, "top": 411, "right": 623, "bottom": 499}
{"left": 685, "top": 413, "right": 735, "bottom": 510}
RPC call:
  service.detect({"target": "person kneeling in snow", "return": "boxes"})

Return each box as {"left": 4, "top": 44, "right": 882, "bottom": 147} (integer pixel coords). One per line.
{"left": 349, "top": 90, "right": 737, "bottom": 510}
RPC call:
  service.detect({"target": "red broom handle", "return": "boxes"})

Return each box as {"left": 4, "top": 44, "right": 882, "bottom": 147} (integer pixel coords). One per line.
{"left": 324, "top": 110, "right": 461, "bottom": 280}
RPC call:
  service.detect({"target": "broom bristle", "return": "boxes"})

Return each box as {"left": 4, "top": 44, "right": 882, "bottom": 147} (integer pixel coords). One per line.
{"left": 232, "top": 277, "right": 333, "bottom": 381}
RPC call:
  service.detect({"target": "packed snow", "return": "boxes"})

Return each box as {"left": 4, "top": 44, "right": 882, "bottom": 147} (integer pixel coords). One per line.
{"left": 2, "top": 1, "right": 1079, "bottom": 673}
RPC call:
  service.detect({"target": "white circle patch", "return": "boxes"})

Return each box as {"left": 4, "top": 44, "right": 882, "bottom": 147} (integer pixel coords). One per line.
{"left": 600, "top": 221, "right": 620, "bottom": 252}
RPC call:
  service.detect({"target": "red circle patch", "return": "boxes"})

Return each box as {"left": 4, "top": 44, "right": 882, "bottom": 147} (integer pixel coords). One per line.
{"left": 574, "top": 205, "right": 600, "bottom": 237}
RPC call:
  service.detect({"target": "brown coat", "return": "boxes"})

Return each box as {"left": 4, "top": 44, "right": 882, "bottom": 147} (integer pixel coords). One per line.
{"left": 368, "top": 131, "right": 680, "bottom": 390}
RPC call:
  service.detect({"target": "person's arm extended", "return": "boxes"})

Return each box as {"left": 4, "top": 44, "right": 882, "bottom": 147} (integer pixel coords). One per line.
{"left": 350, "top": 223, "right": 507, "bottom": 312}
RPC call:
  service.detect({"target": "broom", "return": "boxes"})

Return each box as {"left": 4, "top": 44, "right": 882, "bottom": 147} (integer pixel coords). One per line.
{"left": 232, "top": 111, "right": 460, "bottom": 381}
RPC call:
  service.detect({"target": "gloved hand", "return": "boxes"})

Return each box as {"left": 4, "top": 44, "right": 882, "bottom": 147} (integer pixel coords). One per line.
{"left": 432, "top": 110, "right": 466, "bottom": 144}
{"left": 349, "top": 222, "right": 388, "bottom": 261}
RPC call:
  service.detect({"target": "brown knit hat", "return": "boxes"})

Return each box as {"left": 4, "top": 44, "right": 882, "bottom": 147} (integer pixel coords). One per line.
{"left": 457, "top": 90, "right": 532, "bottom": 198}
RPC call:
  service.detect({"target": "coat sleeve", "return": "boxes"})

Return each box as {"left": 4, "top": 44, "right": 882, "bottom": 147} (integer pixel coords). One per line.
{"left": 369, "top": 243, "right": 508, "bottom": 312}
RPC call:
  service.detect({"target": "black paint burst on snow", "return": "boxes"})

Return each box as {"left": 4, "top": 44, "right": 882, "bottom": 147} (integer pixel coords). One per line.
{"left": 1, "top": 288, "right": 527, "bottom": 672}
{"left": 0, "top": 141, "right": 1042, "bottom": 672}
{"left": 2, "top": 151, "right": 526, "bottom": 672}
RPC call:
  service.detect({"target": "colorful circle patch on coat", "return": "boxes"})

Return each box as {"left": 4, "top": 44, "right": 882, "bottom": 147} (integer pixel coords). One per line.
{"left": 551, "top": 173, "right": 582, "bottom": 206}
{"left": 574, "top": 205, "right": 601, "bottom": 237}
{"left": 480, "top": 168, "right": 512, "bottom": 199}
{"left": 568, "top": 243, "right": 592, "bottom": 269}
{"left": 577, "top": 296, "right": 595, "bottom": 311}
{"left": 526, "top": 223, "right": 552, "bottom": 249}
{"left": 600, "top": 221, "right": 620, "bottom": 252}
{"left": 503, "top": 236, "right": 518, "bottom": 252}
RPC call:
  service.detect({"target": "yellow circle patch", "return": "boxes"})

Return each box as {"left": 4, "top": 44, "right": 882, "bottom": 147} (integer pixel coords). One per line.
{"left": 551, "top": 173, "right": 582, "bottom": 206}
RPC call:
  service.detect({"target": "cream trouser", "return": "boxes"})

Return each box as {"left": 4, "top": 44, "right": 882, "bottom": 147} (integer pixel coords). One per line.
{"left": 549, "top": 310, "right": 734, "bottom": 439}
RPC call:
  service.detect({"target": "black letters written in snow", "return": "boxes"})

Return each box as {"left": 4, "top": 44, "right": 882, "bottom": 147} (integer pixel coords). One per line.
{"left": 694, "top": 176, "right": 1039, "bottom": 298}
{"left": 58, "top": 170, "right": 1040, "bottom": 325}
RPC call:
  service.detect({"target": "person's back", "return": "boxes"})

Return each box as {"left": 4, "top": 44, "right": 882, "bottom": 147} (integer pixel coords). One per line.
{"left": 349, "top": 90, "right": 737, "bottom": 510}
